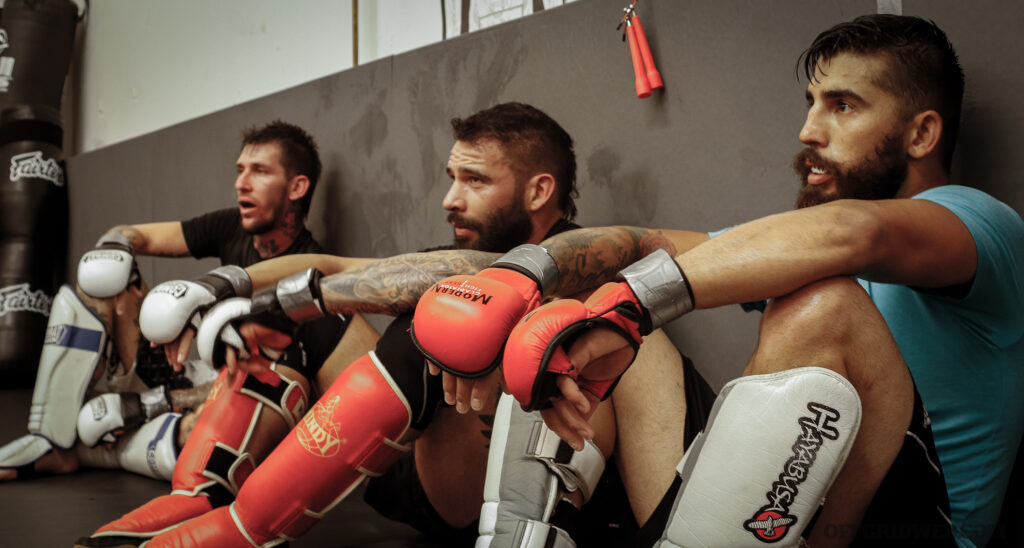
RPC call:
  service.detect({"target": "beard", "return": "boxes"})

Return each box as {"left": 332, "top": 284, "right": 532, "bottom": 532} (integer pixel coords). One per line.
{"left": 243, "top": 216, "right": 275, "bottom": 235}
{"left": 793, "top": 132, "right": 907, "bottom": 209}
{"left": 448, "top": 201, "right": 533, "bottom": 252}
{"left": 241, "top": 199, "right": 291, "bottom": 236}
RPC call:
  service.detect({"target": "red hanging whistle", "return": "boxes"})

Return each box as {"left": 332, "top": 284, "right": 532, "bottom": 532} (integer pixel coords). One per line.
{"left": 618, "top": 1, "right": 663, "bottom": 98}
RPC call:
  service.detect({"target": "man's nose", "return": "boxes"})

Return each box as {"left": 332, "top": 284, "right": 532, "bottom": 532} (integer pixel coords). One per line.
{"left": 799, "top": 108, "right": 827, "bottom": 147}
{"left": 442, "top": 181, "right": 464, "bottom": 211}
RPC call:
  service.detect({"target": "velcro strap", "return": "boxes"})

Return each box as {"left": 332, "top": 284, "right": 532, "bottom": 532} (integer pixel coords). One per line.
{"left": 240, "top": 367, "right": 308, "bottom": 428}
{"left": 528, "top": 422, "right": 605, "bottom": 502}
{"left": 205, "top": 442, "right": 256, "bottom": 496}
{"left": 356, "top": 437, "right": 412, "bottom": 477}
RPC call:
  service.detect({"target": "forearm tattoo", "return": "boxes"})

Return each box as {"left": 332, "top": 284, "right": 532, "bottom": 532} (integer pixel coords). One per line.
{"left": 108, "top": 225, "right": 188, "bottom": 257}
{"left": 319, "top": 250, "right": 498, "bottom": 316}
{"left": 169, "top": 383, "right": 213, "bottom": 413}
{"left": 541, "top": 226, "right": 678, "bottom": 296}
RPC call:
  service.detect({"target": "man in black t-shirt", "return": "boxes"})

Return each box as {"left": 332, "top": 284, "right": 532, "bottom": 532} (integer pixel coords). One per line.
{"left": 0, "top": 123, "right": 377, "bottom": 508}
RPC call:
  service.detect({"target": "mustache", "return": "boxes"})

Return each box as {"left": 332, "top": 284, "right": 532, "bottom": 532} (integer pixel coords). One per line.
{"left": 792, "top": 148, "right": 842, "bottom": 180}
{"left": 447, "top": 212, "right": 483, "bottom": 232}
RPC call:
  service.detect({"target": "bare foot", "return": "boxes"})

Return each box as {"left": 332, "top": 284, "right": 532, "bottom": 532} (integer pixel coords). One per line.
{"left": 0, "top": 447, "right": 79, "bottom": 481}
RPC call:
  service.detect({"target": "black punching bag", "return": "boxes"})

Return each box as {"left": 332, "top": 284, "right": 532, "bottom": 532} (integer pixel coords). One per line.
{"left": 0, "top": 0, "right": 80, "bottom": 387}
{"left": 0, "top": 106, "right": 68, "bottom": 386}
{"left": 0, "top": 0, "right": 79, "bottom": 111}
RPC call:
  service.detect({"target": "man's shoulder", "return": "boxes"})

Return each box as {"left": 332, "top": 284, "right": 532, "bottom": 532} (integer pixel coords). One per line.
{"left": 914, "top": 185, "right": 1023, "bottom": 234}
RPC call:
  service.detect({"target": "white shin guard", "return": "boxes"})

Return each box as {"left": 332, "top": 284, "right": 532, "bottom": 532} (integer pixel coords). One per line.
{"left": 477, "top": 394, "right": 605, "bottom": 548}
{"left": 75, "top": 412, "right": 181, "bottom": 481}
{"left": 30, "top": 285, "right": 109, "bottom": 448}
{"left": 657, "top": 367, "right": 861, "bottom": 548}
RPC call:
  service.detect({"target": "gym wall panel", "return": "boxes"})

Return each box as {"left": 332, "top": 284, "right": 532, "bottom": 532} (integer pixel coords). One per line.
{"left": 65, "top": 0, "right": 1024, "bottom": 391}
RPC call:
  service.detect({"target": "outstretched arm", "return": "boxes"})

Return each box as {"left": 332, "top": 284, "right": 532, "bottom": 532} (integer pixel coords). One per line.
{"left": 245, "top": 253, "right": 377, "bottom": 291}
{"left": 676, "top": 198, "right": 976, "bottom": 308}
{"left": 104, "top": 222, "right": 191, "bottom": 257}
{"left": 536, "top": 198, "right": 975, "bottom": 308}
{"left": 318, "top": 250, "right": 499, "bottom": 316}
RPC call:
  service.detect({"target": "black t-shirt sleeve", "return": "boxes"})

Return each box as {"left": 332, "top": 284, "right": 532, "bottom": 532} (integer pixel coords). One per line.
{"left": 181, "top": 208, "right": 240, "bottom": 259}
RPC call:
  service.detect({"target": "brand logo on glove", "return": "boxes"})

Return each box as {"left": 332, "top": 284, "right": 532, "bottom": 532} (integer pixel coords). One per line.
{"left": 82, "top": 250, "right": 127, "bottom": 263}
{"left": 90, "top": 397, "right": 108, "bottom": 421}
{"left": 0, "top": 283, "right": 52, "bottom": 318}
{"left": 743, "top": 402, "right": 842, "bottom": 543}
{"left": 297, "top": 395, "right": 341, "bottom": 458}
{"left": 431, "top": 280, "right": 492, "bottom": 305}
{"left": 10, "top": 151, "right": 64, "bottom": 187}
{"left": 151, "top": 282, "right": 188, "bottom": 299}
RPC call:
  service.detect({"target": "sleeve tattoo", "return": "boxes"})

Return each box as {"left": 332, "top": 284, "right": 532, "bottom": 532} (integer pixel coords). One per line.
{"left": 540, "top": 226, "right": 678, "bottom": 296}
{"left": 319, "top": 250, "right": 498, "bottom": 316}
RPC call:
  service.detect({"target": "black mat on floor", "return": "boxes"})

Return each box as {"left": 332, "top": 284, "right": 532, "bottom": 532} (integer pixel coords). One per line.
{"left": 0, "top": 388, "right": 443, "bottom": 547}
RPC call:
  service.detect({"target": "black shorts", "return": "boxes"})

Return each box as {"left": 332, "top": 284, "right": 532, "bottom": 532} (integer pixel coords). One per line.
{"left": 827, "top": 387, "right": 956, "bottom": 546}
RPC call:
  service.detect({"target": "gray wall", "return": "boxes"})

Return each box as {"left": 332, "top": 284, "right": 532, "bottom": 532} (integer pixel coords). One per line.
{"left": 65, "top": 0, "right": 1024, "bottom": 391}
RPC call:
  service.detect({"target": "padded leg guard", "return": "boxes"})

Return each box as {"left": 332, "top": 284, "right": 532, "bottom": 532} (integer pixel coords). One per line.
{"left": 0, "top": 434, "right": 53, "bottom": 478}
{"left": 656, "top": 367, "right": 862, "bottom": 548}
{"left": 144, "top": 351, "right": 413, "bottom": 547}
{"left": 78, "top": 364, "right": 307, "bottom": 546}
{"left": 477, "top": 394, "right": 605, "bottom": 548}
{"left": 74, "top": 412, "right": 181, "bottom": 481}
{"left": 30, "top": 284, "right": 109, "bottom": 448}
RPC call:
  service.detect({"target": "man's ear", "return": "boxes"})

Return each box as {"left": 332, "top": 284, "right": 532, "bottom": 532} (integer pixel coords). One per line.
{"left": 907, "top": 110, "right": 943, "bottom": 160}
{"left": 287, "top": 175, "right": 311, "bottom": 202}
{"left": 524, "top": 173, "right": 556, "bottom": 212}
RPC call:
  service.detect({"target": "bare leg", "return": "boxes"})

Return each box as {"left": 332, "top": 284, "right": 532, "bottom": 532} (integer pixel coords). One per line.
{"left": 611, "top": 329, "right": 688, "bottom": 526}
{"left": 744, "top": 277, "right": 913, "bottom": 548}
{"left": 314, "top": 314, "right": 380, "bottom": 396}
{"left": 76, "top": 283, "right": 146, "bottom": 373}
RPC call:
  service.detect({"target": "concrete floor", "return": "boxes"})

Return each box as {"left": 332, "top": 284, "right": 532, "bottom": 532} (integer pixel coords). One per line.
{"left": 0, "top": 388, "right": 442, "bottom": 547}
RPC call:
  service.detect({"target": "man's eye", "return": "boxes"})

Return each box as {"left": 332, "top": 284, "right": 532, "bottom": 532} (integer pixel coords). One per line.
{"left": 838, "top": 102, "right": 852, "bottom": 112}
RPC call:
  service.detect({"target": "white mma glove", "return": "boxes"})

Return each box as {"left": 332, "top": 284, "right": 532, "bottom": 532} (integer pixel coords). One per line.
{"left": 77, "top": 233, "right": 138, "bottom": 298}
{"left": 77, "top": 386, "right": 173, "bottom": 447}
{"left": 196, "top": 268, "right": 325, "bottom": 367}
{"left": 140, "top": 265, "right": 253, "bottom": 344}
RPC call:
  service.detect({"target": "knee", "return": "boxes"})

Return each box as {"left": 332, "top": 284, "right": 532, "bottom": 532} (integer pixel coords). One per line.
{"left": 761, "top": 277, "right": 871, "bottom": 342}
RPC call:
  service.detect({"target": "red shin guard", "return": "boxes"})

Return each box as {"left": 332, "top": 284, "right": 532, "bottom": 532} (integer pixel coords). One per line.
{"left": 83, "top": 365, "right": 306, "bottom": 544}
{"left": 146, "top": 352, "right": 412, "bottom": 547}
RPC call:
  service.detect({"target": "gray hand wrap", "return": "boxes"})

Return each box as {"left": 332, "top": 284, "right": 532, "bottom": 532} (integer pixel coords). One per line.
{"left": 202, "top": 265, "right": 253, "bottom": 299}
{"left": 619, "top": 248, "right": 694, "bottom": 330}
{"left": 276, "top": 268, "right": 326, "bottom": 324}
{"left": 491, "top": 244, "right": 559, "bottom": 297}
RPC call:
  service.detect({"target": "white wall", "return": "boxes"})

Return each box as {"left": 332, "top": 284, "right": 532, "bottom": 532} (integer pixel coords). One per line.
{"left": 73, "top": 0, "right": 576, "bottom": 153}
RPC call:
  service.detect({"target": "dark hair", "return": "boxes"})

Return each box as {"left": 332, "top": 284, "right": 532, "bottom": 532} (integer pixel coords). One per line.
{"left": 799, "top": 14, "right": 964, "bottom": 170}
{"left": 241, "top": 120, "right": 322, "bottom": 218}
{"left": 451, "top": 102, "right": 579, "bottom": 221}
